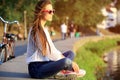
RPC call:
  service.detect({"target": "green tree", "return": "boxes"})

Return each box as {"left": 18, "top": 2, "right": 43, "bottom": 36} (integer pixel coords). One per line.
{"left": 116, "top": 0, "right": 120, "bottom": 9}
{"left": 0, "top": 0, "right": 55, "bottom": 26}
{"left": 54, "top": 0, "right": 114, "bottom": 27}
{"left": 0, "top": 0, "right": 38, "bottom": 23}
{"left": 0, "top": 0, "right": 119, "bottom": 29}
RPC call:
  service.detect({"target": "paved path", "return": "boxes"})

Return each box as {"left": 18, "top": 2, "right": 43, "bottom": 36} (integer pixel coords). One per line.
{"left": 0, "top": 38, "right": 80, "bottom": 80}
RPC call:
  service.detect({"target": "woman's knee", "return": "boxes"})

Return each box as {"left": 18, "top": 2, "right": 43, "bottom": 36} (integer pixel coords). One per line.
{"left": 68, "top": 50, "right": 75, "bottom": 57}
{"left": 62, "top": 58, "right": 72, "bottom": 69}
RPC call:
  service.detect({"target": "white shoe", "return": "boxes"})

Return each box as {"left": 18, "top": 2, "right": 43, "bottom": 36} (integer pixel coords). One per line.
{"left": 77, "top": 69, "right": 86, "bottom": 77}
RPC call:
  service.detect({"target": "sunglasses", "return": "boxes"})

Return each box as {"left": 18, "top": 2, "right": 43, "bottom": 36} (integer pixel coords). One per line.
{"left": 42, "top": 10, "right": 55, "bottom": 14}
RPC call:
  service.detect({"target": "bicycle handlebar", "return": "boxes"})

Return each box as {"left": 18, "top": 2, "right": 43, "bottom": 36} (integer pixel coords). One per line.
{"left": 0, "top": 16, "right": 20, "bottom": 33}
{"left": 0, "top": 16, "right": 20, "bottom": 26}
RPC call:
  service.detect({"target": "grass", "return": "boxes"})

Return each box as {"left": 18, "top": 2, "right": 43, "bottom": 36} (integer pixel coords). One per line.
{"left": 74, "top": 37, "right": 120, "bottom": 80}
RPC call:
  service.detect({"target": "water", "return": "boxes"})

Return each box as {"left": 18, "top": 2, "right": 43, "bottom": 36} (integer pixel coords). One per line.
{"left": 103, "top": 50, "right": 120, "bottom": 80}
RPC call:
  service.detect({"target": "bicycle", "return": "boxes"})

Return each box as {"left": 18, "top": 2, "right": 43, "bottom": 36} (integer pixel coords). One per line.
{"left": 0, "top": 16, "right": 20, "bottom": 64}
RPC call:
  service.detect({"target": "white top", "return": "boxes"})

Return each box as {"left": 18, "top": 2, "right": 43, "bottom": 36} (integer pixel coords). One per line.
{"left": 26, "top": 27, "right": 63, "bottom": 64}
{"left": 60, "top": 23, "right": 67, "bottom": 33}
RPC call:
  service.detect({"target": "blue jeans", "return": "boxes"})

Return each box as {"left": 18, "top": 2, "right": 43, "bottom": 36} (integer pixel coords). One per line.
{"left": 28, "top": 50, "right": 75, "bottom": 79}
{"left": 61, "top": 32, "right": 67, "bottom": 40}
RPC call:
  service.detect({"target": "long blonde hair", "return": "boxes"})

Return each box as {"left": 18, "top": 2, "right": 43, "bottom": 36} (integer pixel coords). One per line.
{"left": 31, "top": 0, "right": 51, "bottom": 56}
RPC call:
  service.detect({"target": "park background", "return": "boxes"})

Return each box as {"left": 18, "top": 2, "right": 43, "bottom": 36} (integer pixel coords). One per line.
{"left": 0, "top": 0, "right": 120, "bottom": 39}
{"left": 0, "top": 0, "right": 120, "bottom": 80}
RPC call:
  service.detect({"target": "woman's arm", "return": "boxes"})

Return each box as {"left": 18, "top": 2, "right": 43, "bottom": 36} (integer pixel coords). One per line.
{"left": 44, "top": 28, "right": 65, "bottom": 60}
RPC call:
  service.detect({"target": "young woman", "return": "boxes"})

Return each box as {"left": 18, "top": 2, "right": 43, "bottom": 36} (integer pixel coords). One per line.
{"left": 26, "top": 0, "right": 86, "bottom": 79}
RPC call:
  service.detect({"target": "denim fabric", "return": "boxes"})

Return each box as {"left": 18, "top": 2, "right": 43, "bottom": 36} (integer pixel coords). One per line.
{"left": 63, "top": 50, "right": 75, "bottom": 60}
{"left": 28, "top": 50, "right": 75, "bottom": 79}
{"left": 61, "top": 33, "right": 67, "bottom": 40}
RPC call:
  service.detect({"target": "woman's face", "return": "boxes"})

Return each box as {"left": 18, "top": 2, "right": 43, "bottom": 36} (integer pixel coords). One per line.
{"left": 42, "top": 4, "right": 54, "bottom": 22}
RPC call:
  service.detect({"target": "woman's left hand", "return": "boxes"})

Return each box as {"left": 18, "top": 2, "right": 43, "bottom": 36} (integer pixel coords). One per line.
{"left": 72, "top": 62, "right": 80, "bottom": 73}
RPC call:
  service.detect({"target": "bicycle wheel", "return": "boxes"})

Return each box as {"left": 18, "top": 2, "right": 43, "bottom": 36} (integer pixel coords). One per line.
{"left": 0, "top": 47, "right": 7, "bottom": 64}
{"left": 7, "top": 41, "right": 15, "bottom": 60}
{"left": 10, "top": 41, "right": 15, "bottom": 58}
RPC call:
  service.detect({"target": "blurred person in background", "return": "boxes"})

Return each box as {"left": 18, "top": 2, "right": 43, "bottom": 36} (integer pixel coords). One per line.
{"left": 69, "top": 22, "right": 75, "bottom": 38}
{"left": 60, "top": 22, "right": 67, "bottom": 40}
